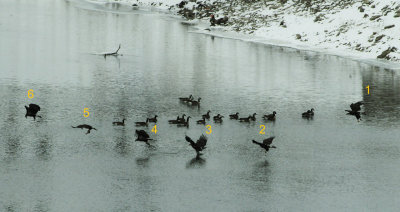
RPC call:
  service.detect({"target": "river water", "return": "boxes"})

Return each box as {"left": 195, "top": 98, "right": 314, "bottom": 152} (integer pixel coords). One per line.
{"left": 1, "top": 0, "right": 400, "bottom": 211}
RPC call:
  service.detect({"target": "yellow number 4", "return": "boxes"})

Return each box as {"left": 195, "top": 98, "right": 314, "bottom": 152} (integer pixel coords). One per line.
{"left": 206, "top": 125, "right": 212, "bottom": 134}
{"left": 259, "top": 125, "right": 265, "bottom": 134}
{"left": 83, "top": 108, "right": 90, "bottom": 117}
{"left": 28, "top": 89, "right": 34, "bottom": 99}
{"left": 152, "top": 125, "right": 157, "bottom": 134}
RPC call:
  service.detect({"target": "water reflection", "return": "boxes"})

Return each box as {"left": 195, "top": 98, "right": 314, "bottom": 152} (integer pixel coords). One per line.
{"left": 186, "top": 156, "right": 206, "bottom": 168}
{"left": 35, "top": 135, "right": 52, "bottom": 161}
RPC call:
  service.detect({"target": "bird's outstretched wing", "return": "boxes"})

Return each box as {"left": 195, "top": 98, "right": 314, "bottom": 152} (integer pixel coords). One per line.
{"left": 185, "top": 136, "right": 195, "bottom": 146}
{"left": 196, "top": 134, "right": 208, "bottom": 148}
{"left": 136, "top": 130, "right": 149, "bottom": 139}
{"left": 252, "top": 140, "right": 263, "bottom": 146}
{"left": 263, "top": 136, "right": 275, "bottom": 145}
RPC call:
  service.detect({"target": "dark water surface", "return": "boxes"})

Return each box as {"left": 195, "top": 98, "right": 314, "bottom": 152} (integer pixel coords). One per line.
{"left": 1, "top": 0, "right": 400, "bottom": 211}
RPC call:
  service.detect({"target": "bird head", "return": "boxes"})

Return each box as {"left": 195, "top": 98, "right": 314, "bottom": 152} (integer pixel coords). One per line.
{"left": 273, "top": 111, "right": 276, "bottom": 114}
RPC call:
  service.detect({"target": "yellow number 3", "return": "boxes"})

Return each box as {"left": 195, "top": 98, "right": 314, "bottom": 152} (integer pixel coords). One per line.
{"left": 259, "top": 125, "right": 265, "bottom": 134}
{"left": 28, "top": 89, "right": 34, "bottom": 99}
{"left": 83, "top": 108, "right": 90, "bottom": 117}
{"left": 206, "top": 125, "right": 212, "bottom": 134}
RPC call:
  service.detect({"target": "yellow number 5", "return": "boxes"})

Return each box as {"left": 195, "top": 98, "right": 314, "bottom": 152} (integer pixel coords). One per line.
{"left": 28, "top": 89, "right": 34, "bottom": 99}
{"left": 259, "top": 125, "right": 265, "bottom": 134}
{"left": 83, "top": 108, "right": 90, "bottom": 117}
{"left": 206, "top": 125, "right": 212, "bottom": 134}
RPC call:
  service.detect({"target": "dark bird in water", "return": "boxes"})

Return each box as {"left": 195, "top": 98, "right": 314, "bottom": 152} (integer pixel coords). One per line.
{"left": 213, "top": 114, "right": 224, "bottom": 123}
{"left": 25, "top": 104, "right": 42, "bottom": 120}
{"left": 189, "top": 98, "right": 201, "bottom": 106}
{"left": 135, "top": 118, "right": 149, "bottom": 126}
{"left": 178, "top": 116, "right": 191, "bottom": 128}
{"left": 169, "top": 114, "right": 186, "bottom": 124}
{"left": 302, "top": 108, "right": 314, "bottom": 118}
{"left": 132, "top": 3, "right": 138, "bottom": 7}
{"left": 179, "top": 94, "right": 193, "bottom": 102}
{"left": 185, "top": 134, "right": 208, "bottom": 156}
{"left": 210, "top": 14, "right": 228, "bottom": 26}
{"left": 239, "top": 115, "right": 252, "bottom": 122}
{"left": 148, "top": 115, "right": 158, "bottom": 123}
{"left": 202, "top": 110, "right": 211, "bottom": 120}
{"left": 346, "top": 101, "right": 364, "bottom": 121}
{"left": 229, "top": 112, "right": 239, "bottom": 119}
{"left": 250, "top": 113, "right": 257, "bottom": 121}
{"left": 113, "top": 119, "right": 126, "bottom": 126}
{"left": 350, "top": 101, "right": 363, "bottom": 112}
{"left": 252, "top": 137, "right": 276, "bottom": 152}
{"left": 263, "top": 111, "right": 276, "bottom": 121}
{"left": 72, "top": 124, "right": 97, "bottom": 134}
{"left": 197, "top": 117, "right": 206, "bottom": 125}
{"left": 135, "top": 130, "right": 152, "bottom": 145}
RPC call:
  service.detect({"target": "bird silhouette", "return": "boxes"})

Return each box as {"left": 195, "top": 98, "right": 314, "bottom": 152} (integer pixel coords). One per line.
{"left": 148, "top": 115, "right": 158, "bottom": 123}
{"left": 263, "top": 111, "right": 276, "bottom": 121}
{"left": 135, "top": 118, "right": 149, "bottom": 126}
{"left": 229, "top": 112, "right": 239, "bottom": 119}
{"left": 197, "top": 117, "right": 206, "bottom": 125}
{"left": 302, "top": 108, "right": 314, "bottom": 119}
{"left": 113, "top": 119, "right": 126, "bottom": 126}
{"left": 202, "top": 110, "right": 211, "bottom": 120}
{"left": 252, "top": 137, "right": 276, "bottom": 152}
{"left": 179, "top": 94, "right": 193, "bottom": 102}
{"left": 185, "top": 134, "right": 208, "bottom": 156}
{"left": 25, "top": 104, "right": 42, "bottom": 120}
{"left": 72, "top": 124, "right": 97, "bottom": 134}
{"left": 135, "top": 130, "right": 152, "bottom": 145}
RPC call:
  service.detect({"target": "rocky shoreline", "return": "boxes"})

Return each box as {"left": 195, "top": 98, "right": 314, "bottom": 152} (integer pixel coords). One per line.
{"left": 130, "top": 0, "right": 400, "bottom": 63}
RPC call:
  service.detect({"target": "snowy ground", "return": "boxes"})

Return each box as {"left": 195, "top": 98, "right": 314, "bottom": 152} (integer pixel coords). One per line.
{"left": 91, "top": 0, "right": 400, "bottom": 67}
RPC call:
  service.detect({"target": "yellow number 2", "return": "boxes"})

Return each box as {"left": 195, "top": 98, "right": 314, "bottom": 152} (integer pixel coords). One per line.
{"left": 206, "top": 125, "right": 212, "bottom": 134}
{"left": 366, "top": 85, "right": 370, "bottom": 94}
{"left": 28, "top": 89, "right": 34, "bottom": 99}
{"left": 83, "top": 108, "right": 90, "bottom": 117}
{"left": 259, "top": 125, "right": 266, "bottom": 134}
{"left": 152, "top": 125, "right": 157, "bottom": 134}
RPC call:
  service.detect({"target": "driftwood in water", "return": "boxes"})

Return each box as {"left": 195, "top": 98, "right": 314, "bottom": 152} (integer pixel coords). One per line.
{"left": 103, "top": 44, "right": 121, "bottom": 58}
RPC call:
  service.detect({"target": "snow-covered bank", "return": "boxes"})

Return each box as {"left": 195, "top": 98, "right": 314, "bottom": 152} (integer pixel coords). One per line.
{"left": 94, "top": 0, "right": 400, "bottom": 67}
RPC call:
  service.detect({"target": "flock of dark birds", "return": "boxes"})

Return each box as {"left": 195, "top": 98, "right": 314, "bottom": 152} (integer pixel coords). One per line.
{"left": 24, "top": 96, "right": 364, "bottom": 157}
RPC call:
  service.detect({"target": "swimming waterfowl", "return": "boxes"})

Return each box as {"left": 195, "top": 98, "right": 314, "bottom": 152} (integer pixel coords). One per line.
{"left": 72, "top": 124, "right": 97, "bottom": 134}
{"left": 302, "top": 108, "right": 314, "bottom": 118}
{"left": 148, "top": 115, "right": 158, "bottom": 123}
{"left": 239, "top": 115, "right": 252, "bottom": 122}
{"left": 252, "top": 137, "right": 276, "bottom": 152}
{"left": 229, "top": 112, "right": 239, "bottom": 119}
{"left": 213, "top": 114, "right": 224, "bottom": 123}
{"left": 135, "top": 130, "right": 152, "bottom": 145}
{"left": 135, "top": 118, "right": 149, "bottom": 126}
{"left": 250, "top": 113, "right": 257, "bottom": 121}
{"left": 197, "top": 117, "right": 206, "bottom": 125}
{"left": 25, "top": 104, "right": 41, "bottom": 120}
{"left": 202, "top": 110, "right": 211, "bottom": 120}
{"left": 169, "top": 114, "right": 186, "bottom": 124}
{"left": 263, "top": 111, "right": 276, "bottom": 121}
{"left": 178, "top": 116, "right": 191, "bottom": 128}
{"left": 179, "top": 94, "right": 193, "bottom": 102}
{"left": 113, "top": 119, "right": 126, "bottom": 126}
{"left": 185, "top": 134, "right": 208, "bottom": 156}
{"left": 189, "top": 98, "right": 201, "bottom": 106}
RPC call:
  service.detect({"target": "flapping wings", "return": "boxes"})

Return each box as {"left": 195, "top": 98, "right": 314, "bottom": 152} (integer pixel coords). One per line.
{"left": 185, "top": 135, "right": 195, "bottom": 146}
{"left": 196, "top": 134, "right": 208, "bottom": 148}
{"left": 263, "top": 136, "right": 275, "bottom": 145}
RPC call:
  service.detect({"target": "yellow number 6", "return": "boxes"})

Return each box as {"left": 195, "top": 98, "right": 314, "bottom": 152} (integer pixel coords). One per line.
{"left": 83, "top": 108, "right": 90, "bottom": 117}
{"left": 28, "top": 89, "right": 34, "bottom": 99}
{"left": 259, "top": 125, "right": 265, "bottom": 134}
{"left": 206, "top": 125, "right": 212, "bottom": 134}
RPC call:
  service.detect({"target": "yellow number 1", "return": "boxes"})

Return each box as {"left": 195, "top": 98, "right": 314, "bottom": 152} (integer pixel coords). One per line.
{"left": 28, "top": 89, "right": 34, "bottom": 99}
{"left": 152, "top": 125, "right": 157, "bottom": 134}
{"left": 83, "top": 108, "right": 90, "bottom": 117}
{"left": 259, "top": 125, "right": 265, "bottom": 134}
{"left": 366, "top": 85, "right": 370, "bottom": 94}
{"left": 206, "top": 125, "right": 212, "bottom": 134}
